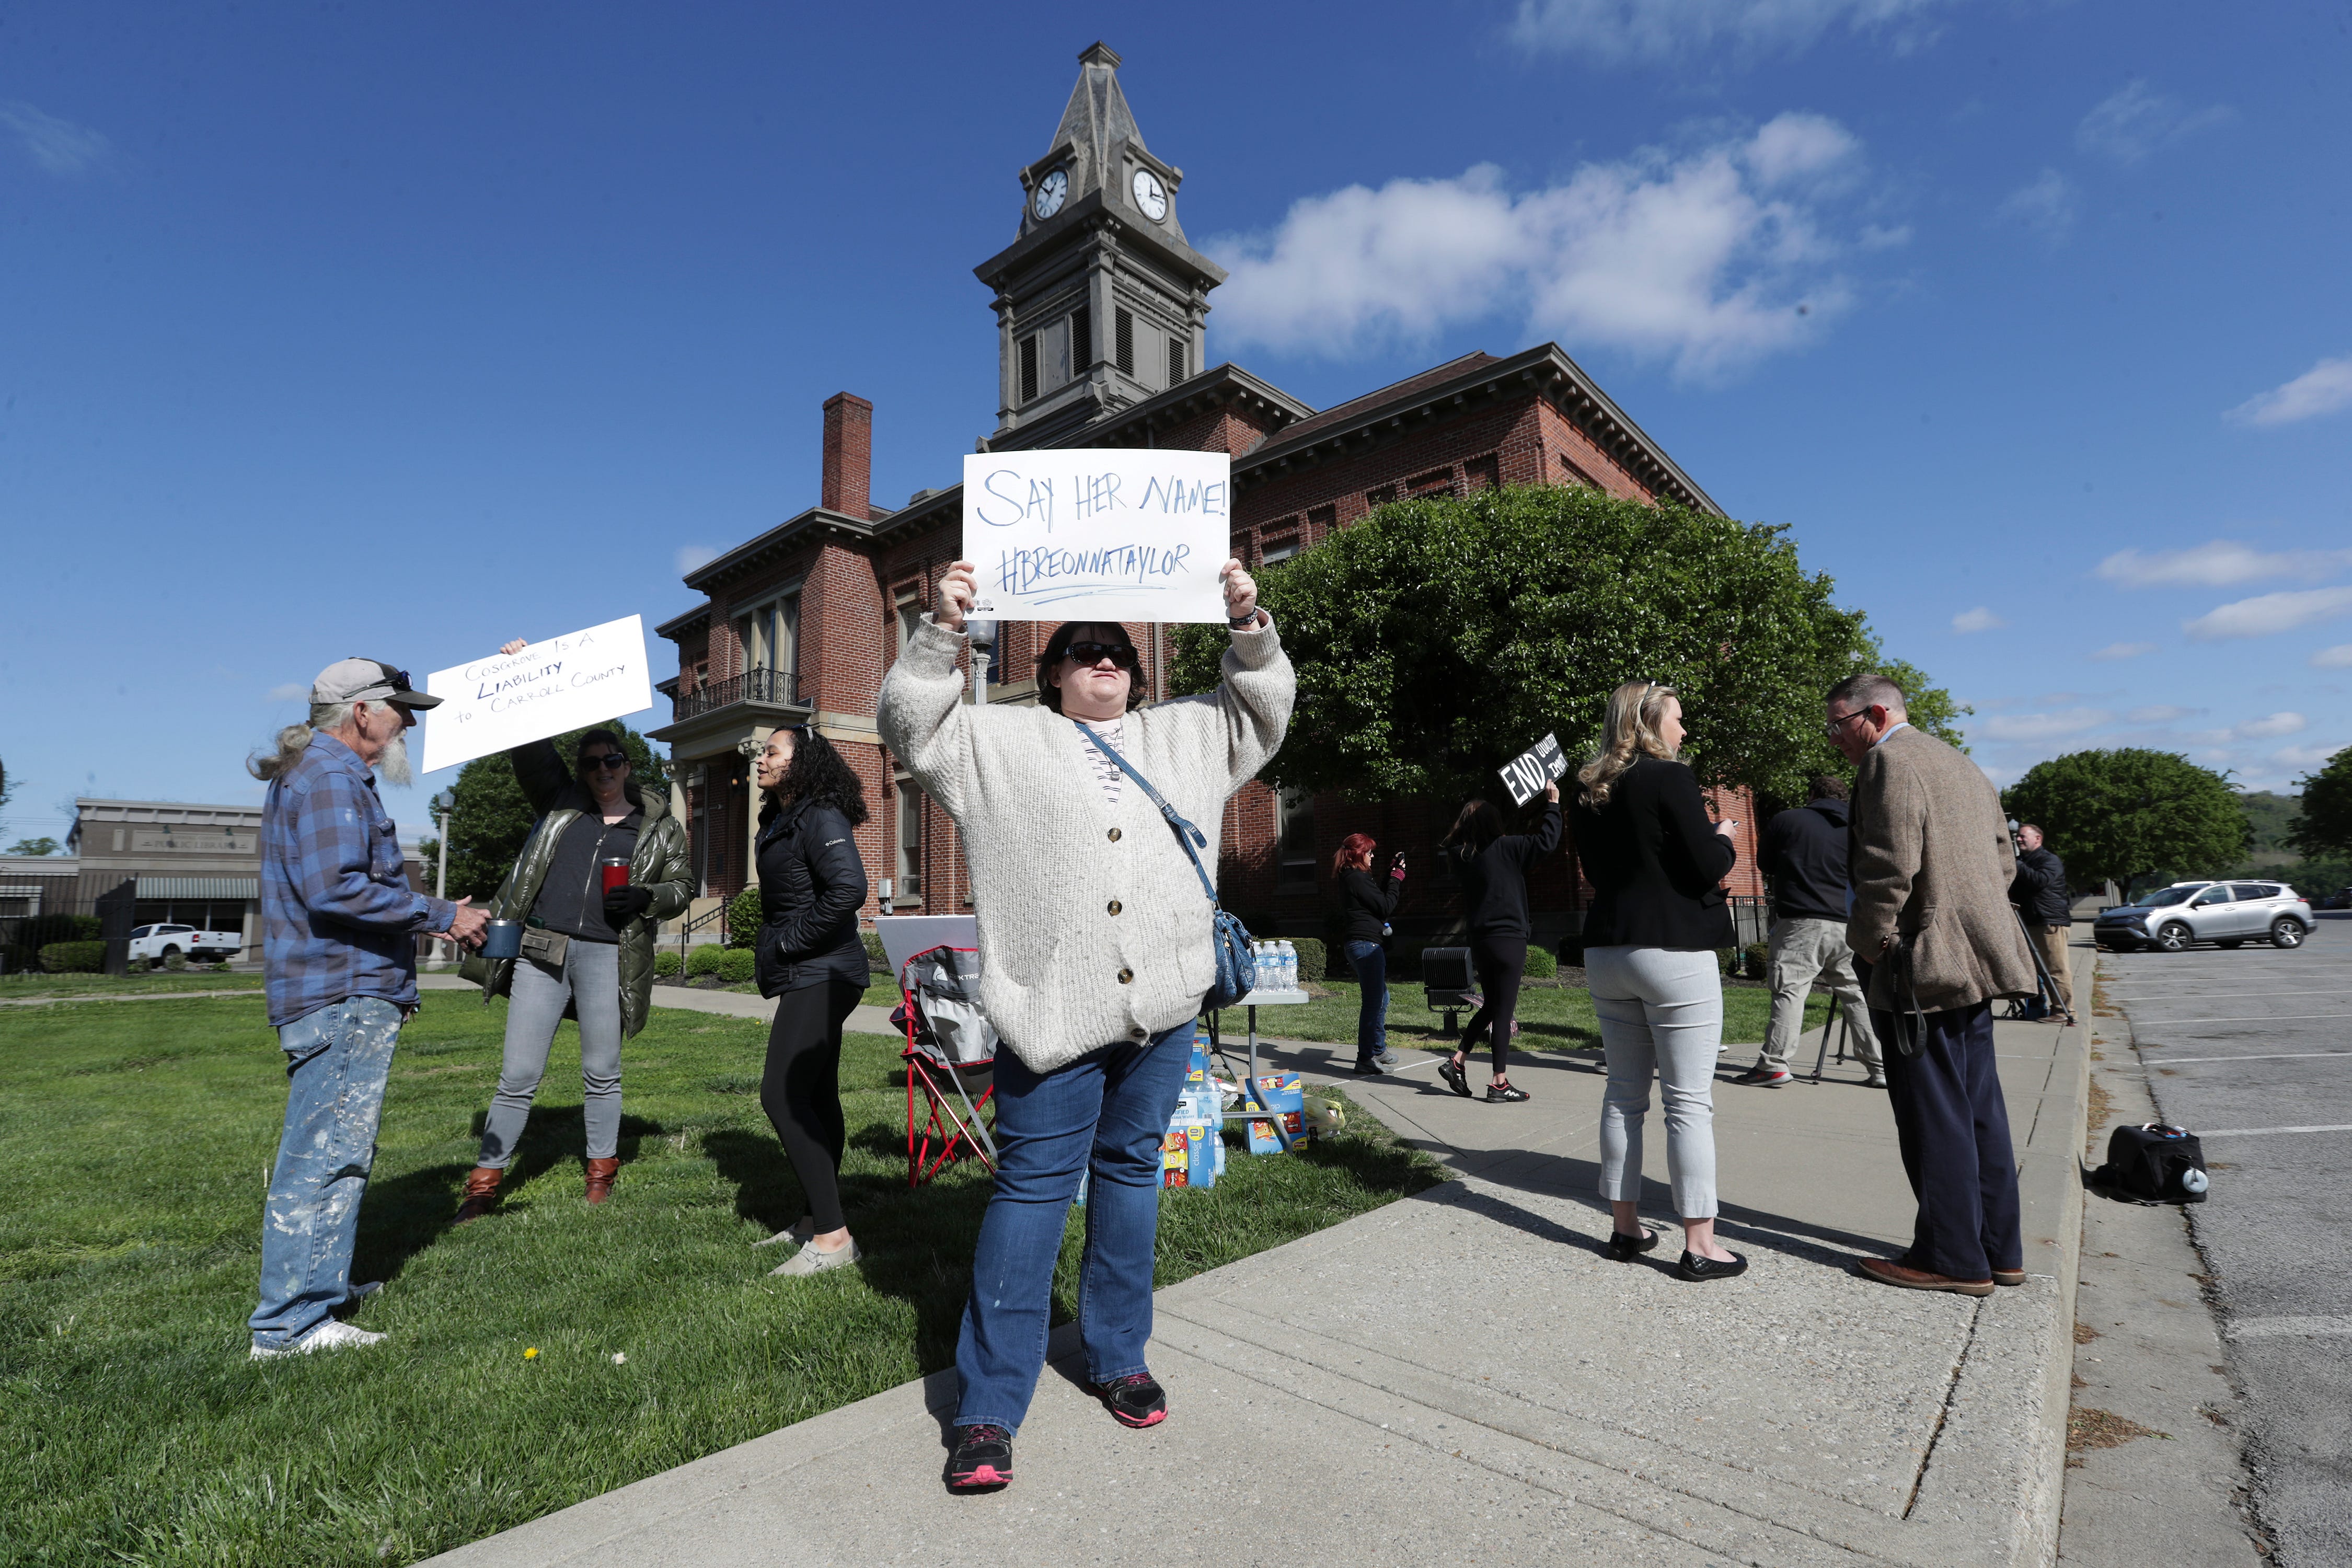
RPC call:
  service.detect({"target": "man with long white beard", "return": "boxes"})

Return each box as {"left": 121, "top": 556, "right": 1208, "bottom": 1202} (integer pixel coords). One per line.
{"left": 245, "top": 658, "right": 487, "bottom": 1358}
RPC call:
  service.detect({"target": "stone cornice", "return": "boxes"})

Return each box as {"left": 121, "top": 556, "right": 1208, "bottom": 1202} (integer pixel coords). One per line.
{"left": 677, "top": 506, "right": 880, "bottom": 598}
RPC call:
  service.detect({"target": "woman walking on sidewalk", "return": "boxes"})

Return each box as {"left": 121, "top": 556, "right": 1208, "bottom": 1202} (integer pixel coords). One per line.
{"left": 1333, "top": 834, "right": 1404, "bottom": 1075}
{"left": 747, "top": 724, "right": 872, "bottom": 1277}
{"left": 1437, "top": 787, "right": 1561, "bottom": 1103}
{"left": 879, "top": 557, "right": 1290, "bottom": 1495}
{"left": 456, "top": 647, "right": 693, "bottom": 1220}
{"left": 1570, "top": 679, "right": 1745, "bottom": 1282}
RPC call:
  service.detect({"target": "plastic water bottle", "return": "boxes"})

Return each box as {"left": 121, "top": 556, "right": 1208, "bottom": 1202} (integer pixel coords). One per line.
{"left": 1252, "top": 942, "right": 1271, "bottom": 994}
{"left": 1279, "top": 941, "right": 1297, "bottom": 992}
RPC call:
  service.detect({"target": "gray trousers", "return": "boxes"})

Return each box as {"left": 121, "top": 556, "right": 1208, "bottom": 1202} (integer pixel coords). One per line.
{"left": 1587, "top": 945, "right": 1721, "bottom": 1220}
{"left": 479, "top": 939, "right": 622, "bottom": 1167}
{"left": 1762, "top": 917, "right": 1880, "bottom": 1071}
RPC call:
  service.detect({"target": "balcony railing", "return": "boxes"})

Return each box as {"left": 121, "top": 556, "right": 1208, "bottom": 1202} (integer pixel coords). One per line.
{"left": 671, "top": 666, "right": 807, "bottom": 722}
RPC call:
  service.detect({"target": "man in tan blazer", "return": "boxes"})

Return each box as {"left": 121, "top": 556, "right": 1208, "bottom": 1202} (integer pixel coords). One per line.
{"left": 1831, "top": 672, "right": 2038, "bottom": 1296}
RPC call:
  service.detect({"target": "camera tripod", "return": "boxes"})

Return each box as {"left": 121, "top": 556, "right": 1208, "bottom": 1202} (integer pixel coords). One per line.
{"left": 2000, "top": 903, "right": 2076, "bottom": 1027}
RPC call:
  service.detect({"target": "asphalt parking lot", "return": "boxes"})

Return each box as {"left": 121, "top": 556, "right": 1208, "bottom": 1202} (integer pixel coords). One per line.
{"left": 2102, "top": 913, "right": 2352, "bottom": 1567}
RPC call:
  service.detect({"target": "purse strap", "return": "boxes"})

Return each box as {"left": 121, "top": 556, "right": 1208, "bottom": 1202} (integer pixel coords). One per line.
{"left": 1073, "top": 721, "right": 1221, "bottom": 908}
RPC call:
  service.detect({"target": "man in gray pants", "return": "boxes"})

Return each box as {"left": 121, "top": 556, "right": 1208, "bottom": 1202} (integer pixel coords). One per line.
{"left": 1735, "top": 775, "right": 1882, "bottom": 1088}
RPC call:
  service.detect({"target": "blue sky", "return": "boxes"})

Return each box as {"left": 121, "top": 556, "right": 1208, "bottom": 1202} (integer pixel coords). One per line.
{"left": 4, "top": 0, "right": 2348, "bottom": 851}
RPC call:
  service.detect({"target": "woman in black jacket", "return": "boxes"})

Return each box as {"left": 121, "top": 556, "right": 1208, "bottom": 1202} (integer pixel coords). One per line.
{"left": 1437, "top": 783, "right": 1561, "bottom": 1103}
{"left": 1332, "top": 833, "right": 1405, "bottom": 1075}
{"left": 747, "top": 723, "right": 872, "bottom": 1276}
{"left": 1570, "top": 680, "right": 1744, "bottom": 1282}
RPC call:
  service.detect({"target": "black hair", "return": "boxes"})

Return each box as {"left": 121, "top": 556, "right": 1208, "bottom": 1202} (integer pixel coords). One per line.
{"left": 1808, "top": 774, "right": 1849, "bottom": 802}
{"left": 574, "top": 728, "right": 625, "bottom": 764}
{"left": 1442, "top": 798, "right": 1504, "bottom": 860}
{"left": 1035, "top": 621, "right": 1146, "bottom": 716}
{"left": 759, "top": 727, "right": 870, "bottom": 827}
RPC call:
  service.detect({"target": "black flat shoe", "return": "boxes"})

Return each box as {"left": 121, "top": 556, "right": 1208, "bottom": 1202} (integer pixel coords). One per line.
{"left": 1437, "top": 1058, "right": 1472, "bottom": 1098}
{"left": 1604, "top": 1228, "right": 1659, "bottom": 1261}
{"left": 1676, "top": 1249, "right": 1747, "bottom": 1282}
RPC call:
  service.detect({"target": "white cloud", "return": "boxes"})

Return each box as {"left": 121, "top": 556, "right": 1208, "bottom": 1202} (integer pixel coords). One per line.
{"left": 2235, "top": 711, "right": 2307, "bottom": 739}
{"left": 1979, "top": 708, "right": 2113, "bottom": 742}
{"left": 266, "top": 682, "right": 309, "bottom": 702}
{"left": 2097, "top": 540, "right": 2352, "bottom": 589}
{"left": 2089, "top": 641, "right": 2158, "bottom": 661}
{"left": 2184, "top": 585, "right": 2352, "bottom": 641}
{"left": 1996, "top": 169, "right": 2074, "bottom": 242}
{"left": 2312, "top": 644, "right": 2352, "bottom": 670}
{"left": 1507, "top": 0, "right": 1957, "bottom": 62}
{"left": 2270, "top": 741, "right": 2346, "bottom": 772}
{"left": 1209, "top": 114, "right": 1869, "bottom": 382}
{"left": 0, "top": 100, "right": 109, "bottom": 176}
{"left": 1951, "top": 606, "right": 2005, "bottom": 632}
{"left": 675, "top": 544, "right": 719, "bottom": 577}
{"left": 2076, "top": 80, "right": 2232, "bottom": 165}
{"left": 2224, "top": 355, "right": 2352, "bottom": 428}
{"left": 2126, "top": 705, "right": 2196, "bottom": 724}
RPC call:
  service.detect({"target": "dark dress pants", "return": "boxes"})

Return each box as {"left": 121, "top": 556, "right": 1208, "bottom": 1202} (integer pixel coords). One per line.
{"left": 1869, "top": 999, "right": 2022, "bottom": 1282}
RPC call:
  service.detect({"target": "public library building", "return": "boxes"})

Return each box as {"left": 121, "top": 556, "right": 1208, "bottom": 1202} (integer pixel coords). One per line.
{"left": 649, "top": 42, "right": 1766, "bottom": 953}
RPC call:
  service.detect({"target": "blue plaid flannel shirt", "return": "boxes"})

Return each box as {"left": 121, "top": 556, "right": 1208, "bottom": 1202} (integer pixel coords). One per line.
{"left": 261, "top": 732, "right": 455, "bottom": 1028}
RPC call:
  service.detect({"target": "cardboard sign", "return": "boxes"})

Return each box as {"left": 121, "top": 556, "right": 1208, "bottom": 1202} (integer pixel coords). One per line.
{"left": 962, "top": 449, "right": 1230, "bottom": 622}
{"left": 419, "top": 615, "right": 655, "bottom": 775}
{"left": 1498, "top": 732, "right": 1569, "bottom": 807}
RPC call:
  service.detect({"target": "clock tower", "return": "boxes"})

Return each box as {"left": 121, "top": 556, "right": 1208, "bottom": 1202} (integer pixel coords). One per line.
{"left": 975, "top": 42, "right": 1227, "bottom": 451}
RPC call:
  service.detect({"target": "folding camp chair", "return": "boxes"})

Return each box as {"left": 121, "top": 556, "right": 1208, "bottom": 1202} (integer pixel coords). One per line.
{"left": 895, "top": 944, "right": 999, "bottom": 1187}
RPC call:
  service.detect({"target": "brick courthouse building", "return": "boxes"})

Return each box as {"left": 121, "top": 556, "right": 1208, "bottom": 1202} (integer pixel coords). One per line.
{"left": 650, "top": 43, "right": 1766, "bottom": 954}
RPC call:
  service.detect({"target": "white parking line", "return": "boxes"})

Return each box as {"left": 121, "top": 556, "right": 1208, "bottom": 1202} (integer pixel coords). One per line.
{"left": 2104, "top": 988, "right": 2352, "bottom": 1001}
{"left": 2124, "top": 1012, "right": 2352, "bottom": 1025}
{"left": 2227, "top": 1316, "right": 2352, "bottom": 1340}
{"left": 2143, "top": 1052, "right": 2352, "bottom": 1065}
{"left": 2198, "top": 1124, "right": 2352, "bottom": 1137}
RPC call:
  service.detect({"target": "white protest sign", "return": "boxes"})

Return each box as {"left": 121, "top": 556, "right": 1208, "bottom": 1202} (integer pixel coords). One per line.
{"left": 1498, "top": 733, "right": 1569, "bottom": 807}
{"left": 962, "top": 448, "right": 1230, "bottom": 622}
{"left": 419, "top": 614, "right": 655, "bottom": 776}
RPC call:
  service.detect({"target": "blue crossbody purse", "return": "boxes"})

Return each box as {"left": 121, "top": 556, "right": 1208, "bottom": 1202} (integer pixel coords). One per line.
{"left": 1074, "top": 722, "right": 1256, "bottom": 1009}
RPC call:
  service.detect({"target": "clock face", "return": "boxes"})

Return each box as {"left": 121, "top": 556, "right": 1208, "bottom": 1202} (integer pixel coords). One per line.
{"left": 1031, "top": 168, "right": 1067, "bottom": 221}
{"left": 1131, "top": 168, "right": 1168, "bottom": 222}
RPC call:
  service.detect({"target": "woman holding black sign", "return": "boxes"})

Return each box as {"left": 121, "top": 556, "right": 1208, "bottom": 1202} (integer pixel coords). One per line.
{"left": 1570, "top": 679, "right": 1744, "bottom": 1282}
{"left": 1437, "top": 783, "right": 1561, "bottom": 1103}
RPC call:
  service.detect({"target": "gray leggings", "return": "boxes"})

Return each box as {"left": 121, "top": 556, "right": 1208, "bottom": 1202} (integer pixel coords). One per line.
{"left": 479, "top": 939, "right": 622, "bottom": 1167}
{"left": 1586, "top": 944, "right": 1722, "bottom": 1220}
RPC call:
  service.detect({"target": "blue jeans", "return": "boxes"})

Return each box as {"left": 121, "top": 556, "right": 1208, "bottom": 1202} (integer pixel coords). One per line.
{"left": 248, "top": 996, "right": 404, "bottom": 1348}
{"left": 1346, "top": 940, "right": 1389, "bottom": 1063}
{"left": 953, "top": 1017, "right": 1195, "bottom": 1435}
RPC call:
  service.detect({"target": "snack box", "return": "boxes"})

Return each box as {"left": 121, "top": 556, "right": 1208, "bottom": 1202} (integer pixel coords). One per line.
{"left": 1245, "top": 1117, "right": 1289, "bottom": 1155}
{"left": 1161, "top": 1128, "right": 1191, "bottom": 1189}
{"left": 1252, "top": 1073, "right": 1304, "bottom": 1115}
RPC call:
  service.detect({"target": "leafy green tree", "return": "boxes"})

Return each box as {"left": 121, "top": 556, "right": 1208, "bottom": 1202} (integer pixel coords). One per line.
{"left": 5, "top": 836, "right": 60, "bottom": 857}
{"left": 2288, "top": 745, "right": 2352, "bottom": 859}
{"left": 440, "top": 723, "right": 668, "bottom": 902}
{"left": 1172, "top": 484, "right": 1961, "bottom": 802}
{"left": 2001, "top": 749, "right": 2251, "bottom": 898}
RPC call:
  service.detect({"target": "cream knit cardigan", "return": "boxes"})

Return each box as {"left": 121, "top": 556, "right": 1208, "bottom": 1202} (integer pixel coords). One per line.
{"left": 876, "top": 614, "right": 1294, "bottom": 1074}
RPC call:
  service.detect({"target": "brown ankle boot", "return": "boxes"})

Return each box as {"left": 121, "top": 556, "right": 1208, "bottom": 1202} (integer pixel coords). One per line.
{"left": 454, "top": 1165, "right": 503, "bottom": 1224}
{"left": 583, "top": 1157, "right": 620, "bottom": 1205}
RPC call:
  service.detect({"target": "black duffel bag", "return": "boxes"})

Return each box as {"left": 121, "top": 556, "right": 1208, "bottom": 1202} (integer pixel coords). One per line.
{"left": 2091, "top": 1123, "right": 2211, "bottom": 1204}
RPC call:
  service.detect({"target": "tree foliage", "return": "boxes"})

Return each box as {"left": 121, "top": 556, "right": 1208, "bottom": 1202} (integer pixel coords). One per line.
{"left": 439, "top": 724, "right": 668, "bottom": 902}
{"left": 2001, "top": 748, "right": 2250, "bottom": 897}
{"left": 1171, "top": 484, "right": 1961, "bottom": 804}
{"left": 2288, "top": 745, "right": 2352, "bottom": 859}
{"left": 5, "top": 837, "right": 61, "bottom": 857}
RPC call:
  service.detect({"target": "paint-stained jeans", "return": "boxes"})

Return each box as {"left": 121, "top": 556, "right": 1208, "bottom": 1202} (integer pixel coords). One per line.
{"left": 248, "top": 996, "right": 404, "bottom": 1349}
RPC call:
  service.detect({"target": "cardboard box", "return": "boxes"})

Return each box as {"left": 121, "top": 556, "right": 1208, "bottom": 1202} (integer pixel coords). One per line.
{"left": 1184, "top": 1123, "right": 1214, "bottom": 1189}
{"left": 1161, "top": 1129, "right": 1191, "bottom": 1189}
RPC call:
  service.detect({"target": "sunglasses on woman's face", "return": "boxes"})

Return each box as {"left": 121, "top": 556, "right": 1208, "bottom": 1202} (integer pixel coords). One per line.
{"left": 581, "top": 753, "right": 628, "bottom": 771}
{"left": 1062, "top": 641, "right": 1138, "bottom": 671}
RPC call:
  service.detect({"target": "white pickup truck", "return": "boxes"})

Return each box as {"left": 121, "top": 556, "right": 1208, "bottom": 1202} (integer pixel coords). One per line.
{"left": 127, "top": 923, "right": 243, "bottom": 962}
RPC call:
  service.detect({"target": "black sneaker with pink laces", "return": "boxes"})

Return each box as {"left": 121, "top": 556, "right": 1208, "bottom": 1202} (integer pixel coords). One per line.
{"left": 946, "top": 1424, "right": 1012, "bottom": 1491}
{"left": 1090, "top": 1372, "right": 1168, "bottom": 1428}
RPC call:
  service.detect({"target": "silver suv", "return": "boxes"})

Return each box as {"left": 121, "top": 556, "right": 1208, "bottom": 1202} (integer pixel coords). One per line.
{"left": 2094, "top": 881, "right": 2315, "bottom": 953}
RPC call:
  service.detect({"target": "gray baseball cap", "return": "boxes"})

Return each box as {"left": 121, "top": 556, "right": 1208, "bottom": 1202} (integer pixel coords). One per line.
{"left": 312, "top": 657, "right": 441, "bottom": 708}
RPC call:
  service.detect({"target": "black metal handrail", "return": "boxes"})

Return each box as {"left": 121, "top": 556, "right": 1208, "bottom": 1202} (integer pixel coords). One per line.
{"left": 672, "top": 666, "right": 805, "bottom": 721}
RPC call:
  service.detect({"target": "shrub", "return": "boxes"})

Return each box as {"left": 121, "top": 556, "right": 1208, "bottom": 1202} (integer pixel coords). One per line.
{"left": 1291, "top": 938, "right": 1324, "bottom": 985}
{"left": 653, "top": 950, "right": 682, "bottom": 977}
{"left": 1716, "top": 947, "right": 1740, "bottom": 976}
{"left": 7, "top": 914, "right": 101, "bottom": 973}
{"left": 127, "top": 957, "right": 153, "bottom": 975}
{"left": 1743, "top": 943, "right": 1769, "bottom": 981}
{"left": 718, "top": 948, "right": 756, "bottom": 984}
{"left": 724, "top": 887, "right": 764, "bottom": 950}
{"left": 164, "top": 952, "right": 188, "bottom": 972}
{"left": 861, "top": 930, "right": 887, "bottom": 965}
{"left": 686, "top": 943, "right": 725, "bottom": 977}
{"left": 1523, "top": 944, "right": 1558, "bottom": 979}
{"left": 40, "top": 941, "right": 106, "bottom": 973}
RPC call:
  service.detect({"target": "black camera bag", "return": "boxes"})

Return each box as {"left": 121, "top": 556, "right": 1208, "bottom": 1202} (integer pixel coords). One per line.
{"left": 2092, "top": 1123, "right": 2210, "bottom": 1204}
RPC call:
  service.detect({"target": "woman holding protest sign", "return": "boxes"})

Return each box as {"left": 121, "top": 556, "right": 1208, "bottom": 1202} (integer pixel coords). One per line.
{"left": 745, "top": 722, "right": 873, "bottom": 1277}
{"left": 1333, "top": 833, "right": 1405, "bottom": 1074}
{"left": 1437, "top": 786, "right": 1561, "bottom": 1103}
{"left": 456, "top": 640, "right": 693, "bottom": 1220}
{"left": 1570, "top": 679, "right": 1744, "bottom": 1282}
{"left": 878, "top": 557, "right": 1291, "bottom": 1495}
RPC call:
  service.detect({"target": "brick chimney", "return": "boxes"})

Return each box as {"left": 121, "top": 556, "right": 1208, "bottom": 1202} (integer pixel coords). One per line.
{"left": 821, "top": 393, "right": 873, "bottom": 520}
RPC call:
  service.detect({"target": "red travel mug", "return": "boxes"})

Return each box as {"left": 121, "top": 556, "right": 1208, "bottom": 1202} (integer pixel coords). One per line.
{"left": 601, "top": 857, "right": 630, "bottom": 894}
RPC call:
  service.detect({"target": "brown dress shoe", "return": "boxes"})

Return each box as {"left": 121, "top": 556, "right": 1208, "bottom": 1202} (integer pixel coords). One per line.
{"left": 583, "top": 1157, "right": 620, "bottom": 1205}
{"left": 453, "top": 1165, "right": 503, "bottom": 1225}
{"left": 1855, "top": 1257, "right": 1994, "bottom": 1296}
{"left": 1991, "top": 1269, "right": 2027, "bottom": 1287}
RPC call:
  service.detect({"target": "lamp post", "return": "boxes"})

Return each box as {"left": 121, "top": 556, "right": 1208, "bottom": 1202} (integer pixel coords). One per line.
{"left": 433, "top": 788, "right": 456, "bottom": 961}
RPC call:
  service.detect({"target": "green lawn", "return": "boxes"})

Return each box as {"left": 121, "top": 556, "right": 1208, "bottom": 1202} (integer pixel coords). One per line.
{"left": 0, "top": 970, "right": 260, "bottom": 1000}
{"left": 0, "top": 996, "right": 1444, "bottom": 1566}
{"left": 1238, "top": 978, "right": 1830, "bottom": 1053}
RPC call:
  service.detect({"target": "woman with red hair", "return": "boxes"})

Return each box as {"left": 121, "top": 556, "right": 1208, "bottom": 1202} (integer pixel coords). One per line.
{"left": 1332, "top": 833, "right": 1406, "bottom": 1074}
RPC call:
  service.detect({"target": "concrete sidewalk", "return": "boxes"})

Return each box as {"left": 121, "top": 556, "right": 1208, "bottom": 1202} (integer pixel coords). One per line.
{"left": 416, "top": 972, "right": 899, "bottom": 1034}
{"left": 426, "top": 994, "right": 2086, "bottom": 1568}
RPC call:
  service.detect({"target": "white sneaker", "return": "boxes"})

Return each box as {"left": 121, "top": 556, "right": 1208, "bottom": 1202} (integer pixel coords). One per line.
{"left": 769, "top": 1237, "right": 860, "bottom": 1277}
{"left": 249, "top": 1319, "right": 387, "bottom": 1360}
{"left": 753, "top": 1216, "right": 816, "bottom": 1249}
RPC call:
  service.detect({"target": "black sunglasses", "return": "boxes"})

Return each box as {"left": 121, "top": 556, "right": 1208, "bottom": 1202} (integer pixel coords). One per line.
{"left": 581, "top": 753, "right": 628, "bottom": 771}
{"left": 1062, "top": 640, "right": 1139, "bottom": 671}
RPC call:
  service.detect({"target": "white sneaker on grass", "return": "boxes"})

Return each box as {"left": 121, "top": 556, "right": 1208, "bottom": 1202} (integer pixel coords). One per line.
{"left": 769, "top": 1238, "right": 859, "bottom": 1277}
{"left": 753, "top": 1216, "right": 816, "bottom": 1249}
{"left": 249, "top": 1319, "right": 386, "bottom": 1360}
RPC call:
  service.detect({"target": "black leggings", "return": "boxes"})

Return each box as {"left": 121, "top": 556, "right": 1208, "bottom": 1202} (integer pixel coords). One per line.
{"left": 1458, "top": 936, "right": 1526, "bottom": 1078}
{"left": 759, "top": 979, "right": 864, "bottom": 1233}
